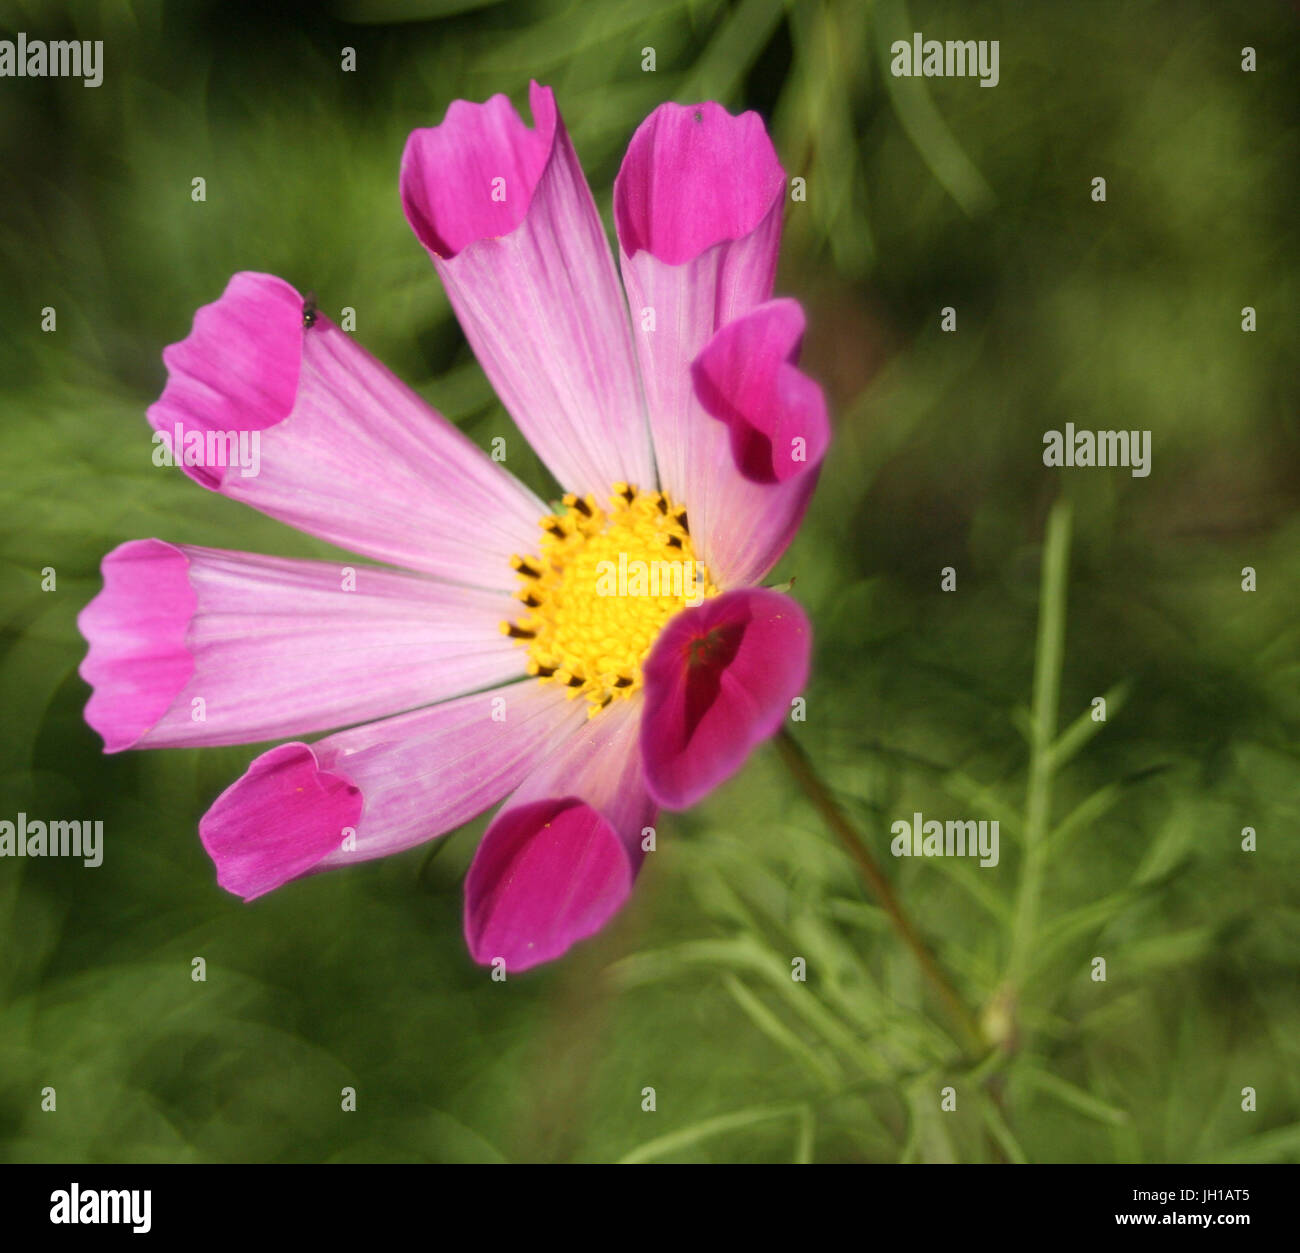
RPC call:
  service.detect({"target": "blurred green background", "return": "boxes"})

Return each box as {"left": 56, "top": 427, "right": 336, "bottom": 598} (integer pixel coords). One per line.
{"left": 1, "top": 0, "right": 1297, "bottom": 1163}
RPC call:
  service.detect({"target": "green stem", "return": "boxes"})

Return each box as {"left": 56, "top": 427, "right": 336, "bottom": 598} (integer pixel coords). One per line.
{"left": 1004, "top": 499, "right": 1073, "bottom": 990}
{"left": 773, "top": 728, "right": 986, "bottom": 1059}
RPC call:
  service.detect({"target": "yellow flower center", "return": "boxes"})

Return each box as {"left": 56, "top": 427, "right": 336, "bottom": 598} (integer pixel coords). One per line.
{"left": 504, "top": 483, "right": 718, "bottom": 715}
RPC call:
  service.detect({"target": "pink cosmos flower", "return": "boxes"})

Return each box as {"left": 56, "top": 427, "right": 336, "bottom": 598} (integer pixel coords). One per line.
{"left": 77, "top": 83, "right": 829, "bottom": 971}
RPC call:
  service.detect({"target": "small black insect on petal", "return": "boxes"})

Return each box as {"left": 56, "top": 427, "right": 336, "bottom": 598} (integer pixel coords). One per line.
{"left": 301, "top": 291, "right": 319, "bottom": 329}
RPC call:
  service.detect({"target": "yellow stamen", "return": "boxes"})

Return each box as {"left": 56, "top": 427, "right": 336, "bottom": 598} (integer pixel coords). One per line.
{"left": 503, "top": 485, "right": 718, "bottom": 715}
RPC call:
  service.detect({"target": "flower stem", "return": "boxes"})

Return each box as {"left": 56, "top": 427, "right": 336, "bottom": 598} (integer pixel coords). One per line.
{"left": 773, "top": 727, "right": 987, "bottom": 1059}
{"left": 1004, "top": 499, "right": 1073, "bottom": 991}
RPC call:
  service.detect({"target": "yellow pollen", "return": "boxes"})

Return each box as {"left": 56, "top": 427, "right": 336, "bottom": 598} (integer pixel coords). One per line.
{"left": 503, "top": 484, "right": 718, "bottom": 715}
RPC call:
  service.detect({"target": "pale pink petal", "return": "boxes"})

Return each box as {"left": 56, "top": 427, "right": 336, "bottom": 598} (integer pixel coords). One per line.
{"left": 690, "top": 300, "right": 830, "bottom": 585}
{"left": 200, "top": 680, "right": 584, "bottom": 900}
{"left": 78, "top": 540, "right": 525, "bottom": 752}
{"left": 464, "top": 697, "right": 655, "bottom": 971}
{"left": 401, "top": 82, "right": 654, "bottom": 496}
{"left": 147, "top": 272, "right": 545, "bottom": 587}
{"left": 641, "top": 588, "right": 810, "bottom": 809}
{"left": 502, "top": 694, "right": 653, "bottom": 834}
{"left": 614, "top": 100, "right": 787, "bottom": 585}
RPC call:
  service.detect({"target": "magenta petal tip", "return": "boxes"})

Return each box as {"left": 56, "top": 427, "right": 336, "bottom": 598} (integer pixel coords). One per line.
{"left": 199, "top": 742, "right": 363, "bottom": 901}
{"left": 614, "top": 100, "right": 785, "bottom": 265}
{"left": 692, "top": 298, "right": 830, "bottom": 485}
{"left": 464, "top": 798, "right": 635, "bottom": 972}
{"left": 77, "top": 539, "right": 196, "bottom": 753}
{"left": 146, "top": 272, "right": 303, "bottom": 491}
{"left": 400, "top": 81, "right": 558, "bottom": 261}
{"left": 641, "top": 588, "right": 812, "bottom": 810}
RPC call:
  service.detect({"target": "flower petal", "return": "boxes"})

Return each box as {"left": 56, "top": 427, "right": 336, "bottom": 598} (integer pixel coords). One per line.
{"left": 614, "top": 101, "right": 787, "bottom": 585}
{"left": 198, "top": 743, "right": 364, "bottom": 902}
{"left": 614, "top": 101, "right": 786, "bottom": 265}
{"left": 200, "top": 681, "right": 583, "bottom": 900}
{"left": 462, "top": 800, "right": 633, "bottom": 973}
{"left": 464, "top": 696, "right": 654, "bottom": 971}
{"left": 147, "top": 272, "right": 544, "bottom": 587}
{"left": 76, "top": 539, "right": 196, "bottom": 754}
{"left": 691, "top": 299, "right": 829, "bottom": 484}
{"left": 77, "top": 540, "right": 525, "bottom": 752}
{"left": 689, "top": 300, "right": 829, "bottom": 585}
{"left": 401, "top": 82, "right": 654, "bottom": 496}
{"left": 641, "top": 588, "right": 811, "bottom": 809}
